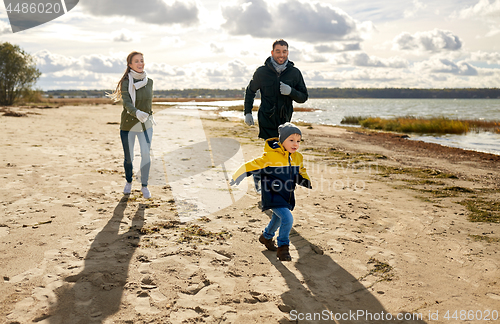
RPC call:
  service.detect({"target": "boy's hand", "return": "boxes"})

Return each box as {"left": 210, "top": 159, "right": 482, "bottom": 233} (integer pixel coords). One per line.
{"left": 229, "top": 179, "right": 237, "bottom": 186}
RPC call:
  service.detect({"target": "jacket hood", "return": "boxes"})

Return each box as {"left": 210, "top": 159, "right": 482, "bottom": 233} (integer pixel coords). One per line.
{"left": 264, "top": 137, "right": 287, "bottom": 156}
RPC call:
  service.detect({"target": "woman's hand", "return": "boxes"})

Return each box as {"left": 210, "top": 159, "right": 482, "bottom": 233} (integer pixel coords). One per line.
{"left": 136, "top": 110, "right": 149, "bottom": 123}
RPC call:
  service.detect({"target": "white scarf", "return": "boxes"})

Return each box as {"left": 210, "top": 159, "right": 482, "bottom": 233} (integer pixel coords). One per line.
{"left": 128, "top": 70, "right": 148, "bottom": 106}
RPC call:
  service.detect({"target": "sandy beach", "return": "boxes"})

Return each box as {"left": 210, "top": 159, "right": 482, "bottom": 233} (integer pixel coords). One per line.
{"left": 1, "top": 103, "right": 499, "bottom": 324}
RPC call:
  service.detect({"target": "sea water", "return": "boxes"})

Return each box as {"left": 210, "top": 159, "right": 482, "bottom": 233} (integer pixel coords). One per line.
{"left": 156, "top": 98, "right": 500, "bottom": 155}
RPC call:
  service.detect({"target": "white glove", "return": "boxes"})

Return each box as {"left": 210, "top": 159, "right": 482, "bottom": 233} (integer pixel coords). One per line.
{"left": 136, "top": 110, "right": 149, "bottom": 123}
{"left": 244, "top": 113, "right": 254, "bottom": 126}
{"left": 149, "top": 115, "right": 157, "bottom": 126}
{"left": 280, "top": 81, "right": 292, "bottom": 95}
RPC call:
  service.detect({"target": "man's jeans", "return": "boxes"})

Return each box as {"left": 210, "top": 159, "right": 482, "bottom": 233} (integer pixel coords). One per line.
{"left": 120, "top": 128, "right": 153, "bottom": 187}
{"left": 263, "top": 207, "right": 293, "bottom": 247}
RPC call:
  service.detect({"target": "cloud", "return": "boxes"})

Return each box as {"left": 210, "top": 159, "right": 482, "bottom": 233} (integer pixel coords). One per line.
{"left": 221, "top": 0, "right": 368, "bottom": 43}
{"left": 226, "top": 60, "right": 249, "bottom": 77}
{"left": 161, "top": 36, "right": 186, "bottom": 48}
{"left": 33, "top": 48, "right": 500, "bottom": 90}
{"left": 393, "top": 29, "right": 462, "bottom": 52}
{"left": 201, "top": 60, "right": 249, "bottom": 79}
{"left": 151, "top": 60, "right": 251, "bottom": 89}
{"left": 210, "top": 43, "right": 225, "bottom": 54}
{"left": 303, "top": 68, "right": 405, "bottom": 87}
{"left": 148, "top": 63, "right": 186, "bottom": 77}
{"left": 239, "top": 50, "right": 252, "bottom": 56}
{"left": 415, "top": 57, "right": 478, "bottom": 76}
{"left": 470, "top": 51, "right": 500, "bottom": 64}
{"left": 34, "top": 50, "right": 124, "bottom": 74}
{"left": 334, "top": 53, "right": 384, "bottom": 67}
{"left": 455, "top": 0, "right": 500, "bottom": 38}
{"left": 111, "top": 29, "right": 134, "bottom": 43}
{"left": 220, "top": 0, "right": 272, "bottom": 37}
{"left": 286, "top": 46, "right": 327, "bottom": 63}
{"left": 0, "top": 20, "right": 11, "bottom": 35}
{"left": 314, "top": 43, "right": 361, "bottom": 53}
{"left": 384, "top": 57, "right": 410, "bottom": 69}
{"left": 81, "top": 55, "right": 124, "bottom": 73}
{"left": 459, "top": 0, "right": 500, "bottom": 18}
{"left": 404, "top": 0, "right": 427, "bottom": 18}
{"left": 332, "top": 52, "right": 409, "bottom": 68}
{"left": 485, "top": 27, "right": 500, "bottom": 37}
{"left": 79, "top": 0, "right": 199, "bottom": 26}
{"left": 304, "top": 54, "right": 330, "bottom": 63}
{"left": 33, "top": 50, "right": 252, "bottom": 90}
{"left": 35, "top": 50, "right": 80, "bottom": 73}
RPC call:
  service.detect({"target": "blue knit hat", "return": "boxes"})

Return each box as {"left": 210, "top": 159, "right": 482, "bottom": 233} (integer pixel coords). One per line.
{"left": 278, "top": 122, "right": 302, "bottom": 143}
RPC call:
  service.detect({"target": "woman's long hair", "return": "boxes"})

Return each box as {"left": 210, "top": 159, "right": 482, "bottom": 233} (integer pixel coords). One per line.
{"left": 107, "top": 51, "right": 143, "bottom": 102}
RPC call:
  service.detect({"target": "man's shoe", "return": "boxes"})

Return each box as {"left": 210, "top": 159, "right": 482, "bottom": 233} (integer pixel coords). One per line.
{"left": 277, "top": 245, "right": 292, "bottom": 261}
{"left": 259, "top": 234, "right": 277, "bottom": 251}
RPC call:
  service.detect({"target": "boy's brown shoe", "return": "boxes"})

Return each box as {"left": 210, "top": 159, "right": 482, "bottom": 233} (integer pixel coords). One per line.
{"left": 259, "top": 234, "right": 277, "bottom": 251}
{"left": 277, "top": 245, "right": 292, "bottom": 261}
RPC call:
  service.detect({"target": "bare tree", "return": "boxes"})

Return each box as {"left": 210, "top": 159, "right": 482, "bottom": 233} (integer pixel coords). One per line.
{"left": 0, "top": 42, "right": 41, "bottom": 106}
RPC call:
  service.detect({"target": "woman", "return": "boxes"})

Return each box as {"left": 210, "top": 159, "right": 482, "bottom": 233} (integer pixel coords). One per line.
{"left": 108, "top": 51, "right": 154, "bottom": 198}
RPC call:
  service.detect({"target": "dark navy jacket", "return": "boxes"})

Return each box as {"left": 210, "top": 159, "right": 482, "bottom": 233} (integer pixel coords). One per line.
{"left": 231, "top": 138, "right": 312, "bottom": 211}
{"left": 244, "top": 57, "right": 308, "bottom": 139}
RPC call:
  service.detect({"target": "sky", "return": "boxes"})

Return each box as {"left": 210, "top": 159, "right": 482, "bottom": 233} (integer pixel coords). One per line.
{"left": 1, "top": 0, "right": 500, "bottom": 90}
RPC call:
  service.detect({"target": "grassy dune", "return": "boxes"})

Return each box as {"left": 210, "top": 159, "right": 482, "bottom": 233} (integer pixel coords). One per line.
{"left": 341, "top": 116, "right": 500, "bottom": 134}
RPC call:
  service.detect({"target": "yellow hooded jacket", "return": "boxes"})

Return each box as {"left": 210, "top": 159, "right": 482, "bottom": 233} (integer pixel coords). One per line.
{"left": 231, "top": 138, "right": 312, "bottom": 211}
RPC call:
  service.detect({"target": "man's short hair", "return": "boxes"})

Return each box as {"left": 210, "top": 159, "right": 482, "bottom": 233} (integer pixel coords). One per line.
{"left": 273, "top": 39, "right": 288, "bottom": 50}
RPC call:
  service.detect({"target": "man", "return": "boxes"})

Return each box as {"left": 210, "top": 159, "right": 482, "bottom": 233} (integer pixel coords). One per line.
{"left": 244, "top": 39, "right": 308, "bottom": 193}
{"left": 244, "top": 39, "right": 308, "bottom": 140}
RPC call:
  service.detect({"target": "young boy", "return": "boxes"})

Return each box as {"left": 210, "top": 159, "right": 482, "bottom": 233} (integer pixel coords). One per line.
{"left": 230, "top": 123, "right": 312, "bottom": 261}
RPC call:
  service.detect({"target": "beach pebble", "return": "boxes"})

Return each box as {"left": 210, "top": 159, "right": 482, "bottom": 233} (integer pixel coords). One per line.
{"left": 141, "top": 276, "right": 156, "bottom": 286}
{"left": 136, "top": 255, "right": 149, "bottom": 263}
{"left": 486, "top": 292, "right": 500, "bottom": 300}
{"left": 184, "top": 284, "right": 203, "bottom": 295}
{"left": 254, "top": 294, "right": 268, "bottom": 302}
{"left": 278, "top": 304, "right": 293, "bottom": 313}
{"left": 137, "top": 291, "right": 149, "bottom": 298}
{"left": 90, "top": 311, "right": 102, "bottom": 317}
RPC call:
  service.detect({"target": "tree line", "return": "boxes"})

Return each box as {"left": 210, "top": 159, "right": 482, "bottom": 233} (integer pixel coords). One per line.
{"left": 45, "top": 88, "right": 500, "bottom": 100}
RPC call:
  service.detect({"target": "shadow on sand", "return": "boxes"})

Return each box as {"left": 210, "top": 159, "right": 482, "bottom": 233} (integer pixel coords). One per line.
{"left": 48, "top": 195, "right": 145, "bottom": 324}
{"left": 262, "top": 219, "right": 427, "bottom": 324}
